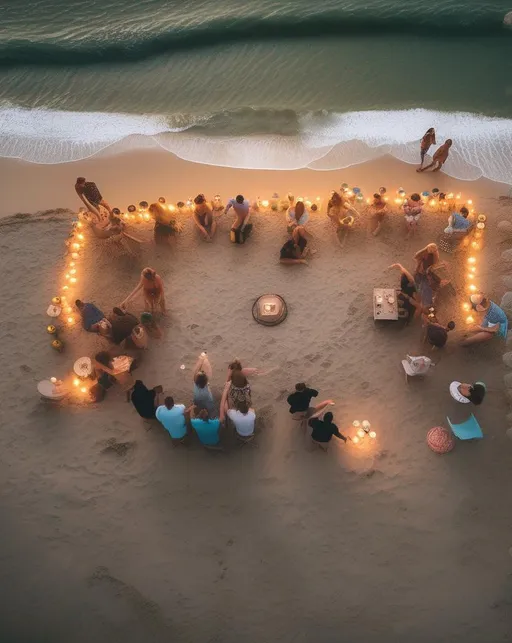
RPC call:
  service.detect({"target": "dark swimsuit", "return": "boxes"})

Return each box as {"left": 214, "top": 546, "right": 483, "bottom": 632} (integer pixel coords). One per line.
{"left": 83, "top": 182, "right": 102, "bottom": 206}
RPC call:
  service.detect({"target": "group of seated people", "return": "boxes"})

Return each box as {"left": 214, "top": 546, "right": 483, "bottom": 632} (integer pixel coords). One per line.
{"left": 129, "top": 355, "right": 260, "bottom": 448}
{"left": 389, "top": 247, "right": 508, "bottom": 348}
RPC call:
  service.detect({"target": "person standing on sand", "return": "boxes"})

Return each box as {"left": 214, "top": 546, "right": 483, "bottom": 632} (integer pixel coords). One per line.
{"left": 287, "top": 383, "right": 334, "bottom": 422}
{"left": 192, "top": 194, "right": 217, "bottom": 241}
{"left": 156, "top": 396, "right": 189, "bottom": 444}
{"left": 417, "top": 139, "right": 452, "bottom": 173}
{"left": 75, "top": 177, "right": 112, "bottom": 217}
{"left": 308, "top": 411, "right": 348, "bottom": 452}
{"left": 120, "top": 267, "right": 167, "bottom": 315}
{"left": 418, "top": 127, "right": 436, "bottom": 169}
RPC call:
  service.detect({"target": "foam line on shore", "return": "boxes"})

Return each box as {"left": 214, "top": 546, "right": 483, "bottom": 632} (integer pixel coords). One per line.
{"left": 0, "top": 106, "right": 511, "bottom": 185}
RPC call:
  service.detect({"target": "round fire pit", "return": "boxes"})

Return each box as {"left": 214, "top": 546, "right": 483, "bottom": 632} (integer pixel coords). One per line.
{"left": 252, "top": 294, "right": 288, "bottom": 326}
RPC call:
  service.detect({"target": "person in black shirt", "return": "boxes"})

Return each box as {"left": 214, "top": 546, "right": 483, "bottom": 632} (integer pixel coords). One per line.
{"left": 389, "top": 263, "right": 420, "bottom": 323}
{"left": 309, "top": 412, "right": 348, "bottom": 451}
{"left": 287, "top": 383, "right": 334, "bottom": 422}
{"left": 130, "top": 380, "right": 163, "bottom": 420}
{"left": 424, "top": 318, "right": 455, "bottom": 348}
{"left": 75, "top": 176, "right": 112, "bottom": 217}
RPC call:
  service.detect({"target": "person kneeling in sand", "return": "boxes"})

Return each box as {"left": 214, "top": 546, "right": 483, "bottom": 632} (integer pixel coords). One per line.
{"left": 308, "top": 411, "right": 348, "bottom": 452}
{"left": 75, "top": 299, "right": 106, "bottom": 332}
{"left": 403, "top": 194, "right": 424, "bottom": 238}
{"left": 369, "top": 193, "right": 388, "bottom": 237}
{"left": 193, "top": 194, "right": 217, "bottom": 241}
{"left": 461, "top": 293, "right": 508, "bottom": 346}
{"left": 444, "top": 206, "right": 472, "bottom": 235}
{"left": 287, "top": 383, "right": 334, "bottom": 423}
{"left": 279, "top": 226, "right": 311, "bottom": 265}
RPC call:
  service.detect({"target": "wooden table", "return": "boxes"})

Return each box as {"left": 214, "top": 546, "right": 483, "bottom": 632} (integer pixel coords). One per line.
{"left": 373, "top": 288, "right": 398, "bottom": 321}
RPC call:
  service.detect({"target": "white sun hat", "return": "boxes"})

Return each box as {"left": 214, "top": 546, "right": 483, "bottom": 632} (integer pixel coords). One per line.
{"left": 450, "top": 381, "right": 470, "bottom": 403}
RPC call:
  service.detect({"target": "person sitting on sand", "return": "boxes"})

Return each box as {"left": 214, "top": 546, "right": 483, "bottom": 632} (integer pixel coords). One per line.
{"left": 192, "top": 352, "right": 216, "bottom": 416}
{"left": 156, "top": 396, "right": 188, "bottom": 443}
{"left": 309, "top": 411, "right": 348, "bottom": 452}
{"left": 403, "top": 194, "right": 424, "bottom": 237}
{"left": 389, "top": 264, "right": 420, "bottom": 322}
{"left": 192, "top": 194, "right": 216, "bottom": 241}
{"left": 108, "top": 307, "right": 139, "bottom": 345}
{"left": 461, "top": 293, "right": 508, "bottom": 346}
{"left": 414, "top": 243, "right": 440, "bottom": 305}
{"left": 75, "top": 177, "right": 112, "bottom": 218}
{"left": 326, "top": 191, "right": 358, "bottom": 247}
{"left": 286, "top": 199, "right": 309, "bottom": 233}
{"left": 444, "top": 206, "right": 472, "bottom": 235}
{"left": 449, "top": 381, "right": 486, "bottom": 405}
{"left": 225, "top": 195, "right": 252, "bottom": 244}
{"left": 279, "top": 226, "right": 311, "bottom": 265}
{"left": 75, "top": 299, "right": 106, "bottom": 332}
{"left": 226, "top": 369, "right": 253, "bottom": 409}
{"left": 418, "top": 139, "right": 452, "bottom": 173}
{"left": 369, "top": 193, "right": 388, "bottom": 236}
{"left": 287, "top": 383, "right": 335, "bottom": 421}
{"left": 418, "top": 127, "right": 436, "bottom": 170}
{"left": 424, "top": 318, "right": 455, "bottom": 349}
{"left": 130, "top": 380, "right": 163, "bottom": 420}
{"left": 87, "top": 212, "right": 143, "bottom": 257}
{"left": 190, "top": 407, "right": 222, "bottom": 448}
{"left": 120, "top": 267, "right": 166, "bottom": 316}
{"left": 94, "top": 350, "right": 137, "bottom": 395}
{"left": 227, "top": 400, "right": 256, "bottom": 438}
{"left": 149, "top": 201, "right": 181, "bottom": 245}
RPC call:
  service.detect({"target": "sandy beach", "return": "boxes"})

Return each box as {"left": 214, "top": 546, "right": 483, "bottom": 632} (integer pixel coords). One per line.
{"left": 1, "top": 151, "right": 512, "bottom": 643}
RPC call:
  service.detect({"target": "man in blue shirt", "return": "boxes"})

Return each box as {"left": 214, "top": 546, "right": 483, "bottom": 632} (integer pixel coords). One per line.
{"left": 156, "top": 396, "right": 188, "bottom": 443}
{"left": 445, "top": 206, "right": 472, "bottom": 234}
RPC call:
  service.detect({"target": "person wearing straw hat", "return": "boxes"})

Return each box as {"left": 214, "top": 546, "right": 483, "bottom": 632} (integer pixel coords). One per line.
{"left": 449, "top": 381, "right": 486, "bottom": 405}
{"left": 462, "top": 293, "right": 508, "bottom": 346}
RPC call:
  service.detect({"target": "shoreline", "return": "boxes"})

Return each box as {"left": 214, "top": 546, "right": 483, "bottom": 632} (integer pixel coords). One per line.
{"left": 0, "top": 151, "right": 509, "bottom": 219}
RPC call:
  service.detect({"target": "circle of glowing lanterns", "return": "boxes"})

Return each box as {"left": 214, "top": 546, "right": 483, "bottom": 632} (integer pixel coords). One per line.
{"left": 350, "top": 420, "right": 377, "bottom": 445}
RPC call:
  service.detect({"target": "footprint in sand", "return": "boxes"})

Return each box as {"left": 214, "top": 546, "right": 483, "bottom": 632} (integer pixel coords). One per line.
{"left": 101, "top": 438, "right": 135, "bottom": 457}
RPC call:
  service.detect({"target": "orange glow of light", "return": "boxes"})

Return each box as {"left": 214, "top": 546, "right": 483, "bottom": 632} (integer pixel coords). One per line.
{"left": 70, "top": 269, "right": 76, "bottom": 275}
{"left": 470, "top": 266, "right": 476, "bottom": 273}
{"left": 467, "top": 199, "right": 473, "bottom": 205}
{"left": 467, "top": 274, "right": 474, "bottom": 280}
{"left": 69, "top": 261, "right": 75, "bottom": 267}
{"left": 468, "top": 257, "right": 476, "bottom": 264}
{"left": 261, "top": 200, "right": 269, "bottom": 208}
{"left": 369, "top": 431, "right": 377, "bottom": 439}
{"left": 466, "top": 315, "right": 475, "bottom": 324}
{"left": 352, "top": 436, "right": 360, "bottom": 444}
{"left": 62, "top": 285, "right": 69, "bottom": 291}
{"left": 77, "top": 221, "right": 83, "bottom": 228}
{"left": 67, "top": 316, "right": 74, "bottom": 324}
{"left": 72, "top": 243, "right": 80, "bottom": 251}
{"left": 169, "top": 205, "right": 176, "bottom": 212}
{"left": 469, "top": 284, "right": 477, "bottom": 292}
{"left": 463, "top": 303, "right": 470, "bottom": 311}
{"left": 471, "top": 242, "right": 480, "bottom": 250}
{"left": 80, "top": 387, "right": 87, "bottom": 394}
{"left": 77, "top": 233, "right": 84, "bottom": 240}
{"left": 65, "top": 273, "right": 70, "bottom": 280}
{"left": 70, "top": 277, "right": 77, "bottom": 284}
{"left": 73, "top": 378, "right": 80, "bottom": 387}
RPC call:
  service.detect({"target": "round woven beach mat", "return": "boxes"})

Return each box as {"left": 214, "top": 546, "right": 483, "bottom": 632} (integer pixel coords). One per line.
{"left": 427, "top": 426, "right": 455, "bottom": 454}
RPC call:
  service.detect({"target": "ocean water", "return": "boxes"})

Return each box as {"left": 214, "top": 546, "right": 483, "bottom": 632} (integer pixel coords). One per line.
{"left": 1, "top": 0, "right": 512, "bottom": 183}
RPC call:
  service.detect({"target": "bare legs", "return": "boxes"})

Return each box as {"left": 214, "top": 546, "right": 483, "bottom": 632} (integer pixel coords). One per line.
{"left": 461, "top": 332, "right": 495, "bottom": 346}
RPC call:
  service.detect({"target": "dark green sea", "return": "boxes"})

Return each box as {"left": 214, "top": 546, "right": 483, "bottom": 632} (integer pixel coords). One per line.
{"left": 1, "top": 0, "right": 511, "bottom": 183}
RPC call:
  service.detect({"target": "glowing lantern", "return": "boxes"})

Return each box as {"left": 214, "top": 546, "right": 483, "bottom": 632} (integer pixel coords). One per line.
{"left": 73, "top": 378, "right": 80, "bottom": 387}
{"left": 80, "top": 387, "right": 87, "bottom": 394}
{"left": 369, "top": 431, "right": 377, "bottom": 439}
{"left": 467, "top": 257, "right": 476, "bottom": 264}
{"left": 67, "top": 316, "right": 75, "bottom": 324}
{"left": 47, "top": 325, "right": 57, "bottom": 335}
{"left": 466, "top": 315, "right": 475, "bottom": 324}
{"left": 352, "top": 436, "right": 360, "bottom": 444}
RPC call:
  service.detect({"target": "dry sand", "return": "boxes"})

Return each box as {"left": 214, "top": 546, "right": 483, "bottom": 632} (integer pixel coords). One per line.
{"left": 1, "top": 152, "right": 512, "bottom": 643}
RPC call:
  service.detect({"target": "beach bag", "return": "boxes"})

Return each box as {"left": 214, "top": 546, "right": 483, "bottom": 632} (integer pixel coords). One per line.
{"left": 405, "top": 355, "right": 433, "bottom": 375}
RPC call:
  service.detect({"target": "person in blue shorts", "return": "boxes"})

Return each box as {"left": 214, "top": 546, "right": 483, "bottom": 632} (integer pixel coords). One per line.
{"left": 462, "top": 293, "right": 508, "bottom": 346}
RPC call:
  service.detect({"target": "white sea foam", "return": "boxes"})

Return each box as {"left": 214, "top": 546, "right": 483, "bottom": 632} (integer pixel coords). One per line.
{"left": 0, "top": 106, "right": 511, "bottom": 185}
